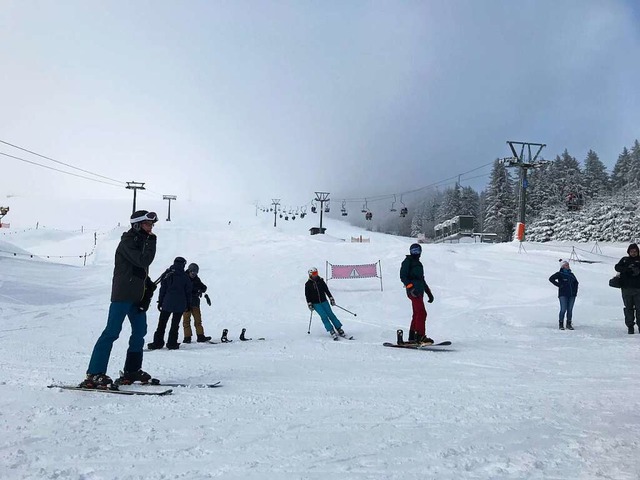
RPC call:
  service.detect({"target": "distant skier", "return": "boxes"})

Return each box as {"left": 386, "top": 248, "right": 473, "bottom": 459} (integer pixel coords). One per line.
{"left": 182, "top": 263, "right": 212, "bottom": 343}
{"left": 305, "top": 267, "right": 348, "bottom": 339}
{"left": 80, "top": 210, "right": 158, "bottom": 389}
{"left": 399, "top": 243, "right": 434, "bottom": 344}
{"left": 615, "top": 243, "right": 640, "bottom": 334}
{"left": 148, "top": 257, "right": 192, "bottom": 350}
{"left": 549, "top": 259, "right": 579, "bottom": 330}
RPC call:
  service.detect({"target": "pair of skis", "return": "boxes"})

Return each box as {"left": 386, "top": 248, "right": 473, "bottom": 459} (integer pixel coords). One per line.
{"left": 47, "top": 381, "right": 221, "bottom": 396}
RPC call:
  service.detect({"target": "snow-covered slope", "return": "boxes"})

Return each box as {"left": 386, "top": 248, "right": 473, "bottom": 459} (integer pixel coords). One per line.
{"left": 1, "top": 199, "right": 639, "bottom": 480}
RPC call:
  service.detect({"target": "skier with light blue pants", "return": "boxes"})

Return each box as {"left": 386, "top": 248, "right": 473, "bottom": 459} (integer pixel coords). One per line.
{"left": 305, "top": 267, "right": 347, "bottom": 340}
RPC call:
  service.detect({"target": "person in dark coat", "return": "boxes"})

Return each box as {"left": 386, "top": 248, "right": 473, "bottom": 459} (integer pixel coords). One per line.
{"left": 305, "top": 267, "right": 347, "bottom": 339}
{"left": 148, "top": 257, "right": 192, "bottom": 350}
{"left": 615, "top": 243, "right": 640, "bottom": 334}
{"left": 549, "top": 259, "right": 579, "bottom": 330}
{"left": 81, "top": 210, "right": 158, "bottom": 389}
{"left": 182, "top": 263, "right": 211, "bottom": 343}
{"left": 399, "top": 243, "right": 434, "bottom": 344}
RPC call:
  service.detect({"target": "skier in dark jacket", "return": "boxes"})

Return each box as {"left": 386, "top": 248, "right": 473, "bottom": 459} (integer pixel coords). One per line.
{"left": 549, "top": 259, "right": 579, "bottom": 330}
{"left": 305, "top": 267, "right": 348, "bottom": 339}
{"left": 182, "top": 263, "right": 211, "bottom": 343}
{"left": 400, "top": 243, "right": 434, "bottom": 344}
{"left": 81, "top": 210, "right": 158, "bottom": 389}
{"left": 615, "top": 243, "right": 640, "bottom": 334}
{"left": 148, "top": 257, "right": 192, "bottom": 350}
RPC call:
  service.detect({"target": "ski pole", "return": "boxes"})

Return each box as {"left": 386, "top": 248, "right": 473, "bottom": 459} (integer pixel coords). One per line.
{"left": 307, "top": 310, "right": 313, "bottom": 334}
{"left": 334, "top": 304, "right": 357, "bottom": 316}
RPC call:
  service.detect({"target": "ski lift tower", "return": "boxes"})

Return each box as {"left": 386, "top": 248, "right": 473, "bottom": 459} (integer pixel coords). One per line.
{"left": 271, "top": 198, "right": 281, "bottom": 227}
{"left": 314, "top": 192, "right": 330, "bottom": 233}
{"left": 501, "top": 141, "right": 548, "bottom": 241}
{"left": 163, "top": 195, "right": 177, "bottom": 221}
{"left": 126, "top": 181, "right": 146, "bottom": 214}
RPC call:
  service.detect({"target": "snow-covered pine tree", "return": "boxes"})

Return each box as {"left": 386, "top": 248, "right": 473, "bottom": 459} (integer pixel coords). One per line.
{"left": 483, "top": 159, "right": 516, "bottom": 241}
{"left": 611, "top": 147, "right": 632, "bottom": 190}
{"left": 582, "top": 149, "right": 610, "bottom": 198}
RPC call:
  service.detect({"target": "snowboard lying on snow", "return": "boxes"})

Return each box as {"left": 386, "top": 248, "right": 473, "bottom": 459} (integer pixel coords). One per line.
{"left": 383, "top": 329, "right": 452, "bottom": 351}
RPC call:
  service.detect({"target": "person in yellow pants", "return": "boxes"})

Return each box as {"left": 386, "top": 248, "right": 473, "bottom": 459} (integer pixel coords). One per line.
{"left": 182, "top": 263, "right": 212, "bottom": 343}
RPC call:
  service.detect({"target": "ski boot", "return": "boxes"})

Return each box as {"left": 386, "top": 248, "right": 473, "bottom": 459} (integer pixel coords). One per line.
{"left": 183, "top": 336, "right": 192, "bottom": 344}
{"left": 566, "top": 322, "right": 574, "bottom": 331}
{"left": 220, "top": 329, "right": 232, "bottom": 343}
{"left": 166, "top": 343, "right": 180, "bottom": 350}
{"left": 559, "top": 321, "right": 565, "bottom": 331}
{"left": 117, "top": 369, "right": 157, "bottom": 385}
{"left": 79, "top": 373, "right": 114, "bottom": 390}
{"left": 628, "top": 325, "right": 635, "bottom": 334}
{"left": 147, "top": 342, "right": 164, "bottom": 350}
{"left": 337, "top": 328, "right": 348, "bottom": 338}
{"left": 240, "top": 328, "right": 250, "bottom": 341}
{"left": 407, "top": 330, "right": 420, "bottom": 344}
{"left": 329, "top": 329, "right": 339, "bottom": 341}
{"left": 417, "top": 335, "right": 434, "bottom": 345}
{"left": 197, "top": 334, "right": 212, "bottom": 343}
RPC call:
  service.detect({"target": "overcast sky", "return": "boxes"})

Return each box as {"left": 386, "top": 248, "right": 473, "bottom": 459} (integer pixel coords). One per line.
{"left": 1, "top": 0, "right": 639, "bottom": 211}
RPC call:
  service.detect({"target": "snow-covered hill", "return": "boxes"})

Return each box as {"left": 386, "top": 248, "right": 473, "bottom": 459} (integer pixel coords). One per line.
{"left": 1, "top": 198, "right": 639, "bottom": 480}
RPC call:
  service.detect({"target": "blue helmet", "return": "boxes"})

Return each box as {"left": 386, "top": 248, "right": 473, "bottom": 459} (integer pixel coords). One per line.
{"left": 409, "top": 243, "right": 422, "bottom": 255}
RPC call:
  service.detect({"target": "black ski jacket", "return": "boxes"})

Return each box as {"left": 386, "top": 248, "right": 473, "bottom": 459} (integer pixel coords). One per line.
{"left": 110, "top": 228, "right": 157, "bottom": 303}
{"left": 615, "top": 256, "right": 640, "bottom": 289}
{"left": 158, "top": 260, "right": 192, "bottom": 313}
{"left": 400, "top": 255, "right": 432, "bottom": 298}
{"left": 189, "top": 275, "right": 208, "bottom": 308}
{"left": 305, "top": 277, "right": 333, "bottom": 305}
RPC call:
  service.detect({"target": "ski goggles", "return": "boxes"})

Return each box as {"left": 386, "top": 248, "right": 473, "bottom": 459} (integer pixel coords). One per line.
{"left": 131, "top": 211, "right": 158, "bottom": 224}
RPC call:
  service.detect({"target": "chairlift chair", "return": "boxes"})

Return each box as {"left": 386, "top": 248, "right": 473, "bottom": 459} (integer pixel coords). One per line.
{"left": 399, "top": 195, "right": 407, "bottom": 217}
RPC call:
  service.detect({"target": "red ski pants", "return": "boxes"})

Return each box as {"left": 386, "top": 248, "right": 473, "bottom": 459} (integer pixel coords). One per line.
{"left": 409, "top": 294, "right": 427, "bottom": 336}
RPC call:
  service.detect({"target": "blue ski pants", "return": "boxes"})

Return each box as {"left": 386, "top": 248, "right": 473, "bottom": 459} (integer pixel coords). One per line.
{"left": 87, "top": 301, "right": 147, "bottom": 375}
{"left": 313, "top": 301, "right": 342, "bottom": 332}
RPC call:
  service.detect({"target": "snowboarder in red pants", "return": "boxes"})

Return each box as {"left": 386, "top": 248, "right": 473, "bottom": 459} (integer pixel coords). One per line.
{"left": 400, "top": 243, "right": 434, "bottom": 344}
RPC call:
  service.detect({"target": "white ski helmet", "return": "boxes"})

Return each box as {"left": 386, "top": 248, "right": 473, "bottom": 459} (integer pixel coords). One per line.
{"left": 308, "top": 267, "right": 319, "bottom": 277}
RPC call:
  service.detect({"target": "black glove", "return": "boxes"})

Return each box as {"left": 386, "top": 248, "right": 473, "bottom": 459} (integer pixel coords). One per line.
{"left": 329, "top": 297, "right": 336, "bottom": 306}
{"left": 157, "top": 303, "right": 162, "bottom": 312}
{"left": 308, "top": 303, "right": 314, "bottom": 311}
{"left": 204, "top": 294, "right": 211, "bottom": 306}
{"left": 427, "top": 292, "right": 434, "bottom": 303}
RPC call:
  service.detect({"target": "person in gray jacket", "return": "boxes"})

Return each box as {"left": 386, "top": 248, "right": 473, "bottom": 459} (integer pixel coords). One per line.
{"left": 80, "top": 210, "right": 158, "bottom": 389}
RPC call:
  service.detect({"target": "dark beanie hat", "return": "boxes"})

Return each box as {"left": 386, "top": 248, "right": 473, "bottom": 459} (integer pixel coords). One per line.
{"left": 628, "top": 244, "right": 639, "bottom": 254}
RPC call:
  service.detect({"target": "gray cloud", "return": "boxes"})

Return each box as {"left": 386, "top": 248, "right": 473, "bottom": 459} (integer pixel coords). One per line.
{"left": 1, "top": 0, "right": 638, "bottom": 210}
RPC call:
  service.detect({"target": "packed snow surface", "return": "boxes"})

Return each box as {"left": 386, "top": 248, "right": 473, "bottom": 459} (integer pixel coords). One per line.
{"left": 1, "top": 198, "right": 639, "bottom": 480}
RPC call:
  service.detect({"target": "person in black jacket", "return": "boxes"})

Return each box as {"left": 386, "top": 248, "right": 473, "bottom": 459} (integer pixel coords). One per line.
{"left": 548, "top": 259, "right": 579, "bottom": 330}
{"left": 399, "top": 243, "right": 434, "bottom": 344}
{"left": 80, "top": 210, "right": 158, "bottom": 389}
{"left": 305, "top": 267, "right": 347, "bottom": 339}
{"left": 182, "top": 263, "right": 211, "bottom": 343}
{"left": 148, "top": 257, "right": 192, "bottom": 350}
{"left": 615, "top": 243, "right": 640, "bottom": 334}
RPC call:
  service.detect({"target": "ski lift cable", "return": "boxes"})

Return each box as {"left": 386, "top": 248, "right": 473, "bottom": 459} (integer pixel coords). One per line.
{"left": 0, "top": 151, "right": 125, "bottom": 189}
{"left": 0, "top": 139, "right": 126, "bottom": 185}
{"left": 335, "top": 160, "right": 494, "bottom": 204}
